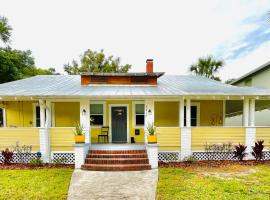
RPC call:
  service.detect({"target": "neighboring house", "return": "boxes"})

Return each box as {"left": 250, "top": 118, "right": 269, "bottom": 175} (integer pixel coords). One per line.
{"left": 227, "top": 61, "right": 270, "bottom": 127}
{"left": 232, "top": 61, "right": 270, "bottom": 88}
{"left": 0, "top": 59, "right": 270, "bottom": 170}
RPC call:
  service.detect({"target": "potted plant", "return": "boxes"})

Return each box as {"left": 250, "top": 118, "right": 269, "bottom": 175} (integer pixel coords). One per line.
{"left": 74, "top": 123, "right": 85, "bottom": 143}
{"left": 147, "top": 123, "right": 157, "bottom": 143}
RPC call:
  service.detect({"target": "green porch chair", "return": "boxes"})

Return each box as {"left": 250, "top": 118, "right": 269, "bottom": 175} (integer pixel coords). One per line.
{"left": 98, "top": 126, "right": 109, "bottom": 143}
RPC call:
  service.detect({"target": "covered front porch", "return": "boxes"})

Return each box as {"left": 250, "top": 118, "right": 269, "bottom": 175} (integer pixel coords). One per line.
{"left": 0, "top": 96, "right": 270, "bottom": 167}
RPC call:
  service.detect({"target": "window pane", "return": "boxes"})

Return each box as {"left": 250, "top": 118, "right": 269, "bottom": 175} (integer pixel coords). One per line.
{"left": 191, "top": 118, "right": 197, "bottom": 126}
{"left": 184, "top": 106, "right": 197, "bottom": 126}
{"left": 36, "top": 106, "right": 40, "bottom": 127}
{"left": 90, "top": 115, "right": 103, "bottom": 125}
{"left": 191, "top": 106, "right": 197, "bottom": 118}
{"left": 90, "top": 104, "right": 103, "bottom": 114}
{"left": 136, "top": 104, "right": 144, "bottom": 114}
{"left": 0, "top": 108, "right": 3, "bottom": 127}
{"left": 136, "top": 115, "right": 144, "bottom": 125}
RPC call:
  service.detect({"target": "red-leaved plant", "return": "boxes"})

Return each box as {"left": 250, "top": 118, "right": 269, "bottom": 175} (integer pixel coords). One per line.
{"left": 1, "top": 148, "right": 14, "bottom": 165}
{"left": 252, "top": 140, "right": 264, "bottom": 160}
{"left": 233, "top": 144, "right": 247, "bottom": 161}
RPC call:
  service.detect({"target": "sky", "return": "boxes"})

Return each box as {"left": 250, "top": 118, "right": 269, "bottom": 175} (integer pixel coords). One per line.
{"left": 1, "top": 0, "right": 270, "bottom": 81}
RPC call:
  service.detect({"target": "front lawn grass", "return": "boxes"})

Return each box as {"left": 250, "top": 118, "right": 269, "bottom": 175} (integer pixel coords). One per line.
{"left": 0, "top": 168, "right": 73, "bottom": 200}
{"left": 157, "top": 165, "right": 270, "bottom": 200}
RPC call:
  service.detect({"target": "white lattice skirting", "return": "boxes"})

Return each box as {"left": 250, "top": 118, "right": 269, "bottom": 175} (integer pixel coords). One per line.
{"left": 0, "top": 153, "right": 39, "bottom": 163}
{"left": 158, "top": 151, "right": 270, "bottom": 162}
{"left": 51, "top": 152, "right": 75, "bottom": 164}
{"left": 158, "top": 151, "right": 180, "bottom": 162}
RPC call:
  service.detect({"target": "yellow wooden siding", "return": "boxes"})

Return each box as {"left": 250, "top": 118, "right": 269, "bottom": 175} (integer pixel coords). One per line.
{"left": 156, "top": 127, "right": 180, "bottom": 150}
{"left": 50, "top": 127, "right": 75, "bottom": 151}
{"left": 154, "top": 102, "right": 179, "bottom": 127}
{"left": 5, "top": 101, "right": 36, "bottom": 127}
{"left": 192, "top": 127, "right": 245, "bottom": 150}
{"left": 194, "top": 100, "right": 224, "bottom": 126}
{"left": 0, "top": 128, "right": 39, "bottom": 151}
{"left": 54, "top": 102, "right": 80, "bottom": 127}
{"left": 256, "top": 128, "right": 270, "bottom": 148}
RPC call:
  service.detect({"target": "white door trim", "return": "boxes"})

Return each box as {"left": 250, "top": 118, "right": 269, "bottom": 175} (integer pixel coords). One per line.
{"left": 109, "top": 104, "right": 129, "bottom": 143}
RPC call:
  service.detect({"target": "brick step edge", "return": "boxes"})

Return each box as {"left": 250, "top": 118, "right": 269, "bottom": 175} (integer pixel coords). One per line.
{"left": 81, "top": 164, "right": 151, "bottom": 171}
{"left": 87, "top": 154, "right": 148, "bottom": 158}
{"left": 89, "top": 150, "right": 147, "bottom": 154}
{"left": 85, "top": 158, "right": 149, "bottom": 164}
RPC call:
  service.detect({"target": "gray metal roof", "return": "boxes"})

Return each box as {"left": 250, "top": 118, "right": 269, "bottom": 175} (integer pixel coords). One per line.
{"left": 0, "top": 75, "right": 269, "bottom": 98}
{"left": 232, "top": 61, "right": 270, "bottom": 85}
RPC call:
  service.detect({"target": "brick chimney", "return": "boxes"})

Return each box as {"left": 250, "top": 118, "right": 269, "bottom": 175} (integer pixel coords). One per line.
{"left": 146, "top": 59, "right": 153, "bottom": 73}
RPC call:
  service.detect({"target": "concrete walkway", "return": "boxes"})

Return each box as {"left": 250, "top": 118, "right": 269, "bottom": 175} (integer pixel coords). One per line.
{"left": 67, "top": 169, "right": 158, "bottom": 200}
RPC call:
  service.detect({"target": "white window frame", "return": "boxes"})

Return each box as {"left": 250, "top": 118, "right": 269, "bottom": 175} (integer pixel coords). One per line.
{"left": 132, "top": 101, "right": 145, "bottom": 128}
{"left": 184, "top": 102, "right": 200, "bottom": 127}
{"left": 90, "top": 101, "right": 106, "bottom": 128}
{"left": 0, "top": 107, "right": 6, "bottom": 127}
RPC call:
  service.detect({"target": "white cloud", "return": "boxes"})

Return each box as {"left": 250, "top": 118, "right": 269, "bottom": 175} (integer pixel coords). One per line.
{"left": 0, "top": 0, "right": 269, "bottom": 77}
{"left": 220, "top": 41, "right": 270, "bottom": 81}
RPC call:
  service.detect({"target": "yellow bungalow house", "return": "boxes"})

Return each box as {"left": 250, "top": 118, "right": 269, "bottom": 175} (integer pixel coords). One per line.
{"left": 0, "top": 59, "right": 270, "bottom": 170}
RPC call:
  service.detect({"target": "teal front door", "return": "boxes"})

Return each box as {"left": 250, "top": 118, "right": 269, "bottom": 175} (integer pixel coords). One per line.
{"left": 111, "top": 106, "right": 127, "bottom": 143}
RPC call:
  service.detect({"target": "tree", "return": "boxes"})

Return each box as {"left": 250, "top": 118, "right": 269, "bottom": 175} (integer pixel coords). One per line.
{"left": 0, "top": 16, "right": 58, "bottom": 83}
{"left": 0, "top": 47, "right": 56, "bottom": 83}
{"left": 64, "top": 49, "right": 131, "bottom": 74}
{"left": 190, "top": 55, "right": 224, "bottom": 81}
{"left": 0, "top": 16, "right": 12, "bottom": 44}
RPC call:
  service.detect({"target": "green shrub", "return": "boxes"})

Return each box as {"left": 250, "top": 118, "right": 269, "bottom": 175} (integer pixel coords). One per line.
{"left": 53, "top": 158, "right": 66, "bottom": 165}
{"left": 1, "top": 148, "right": 13, "bottom": 165}
{"left": 29, "top": 158, "right": 43, "bottom": 166}
{"left": 252, "top": 140, "right": 264, "bottom": 160}
{"left": 233, "top": 144, "right": 247, "bottom": 161}
{"left": 183, "top": 155, "right": 197, "bottom": 163}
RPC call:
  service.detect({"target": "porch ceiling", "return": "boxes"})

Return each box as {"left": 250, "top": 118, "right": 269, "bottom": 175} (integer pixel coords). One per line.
{"left": 0, "top": 75, "right": 269, "bottom": 99}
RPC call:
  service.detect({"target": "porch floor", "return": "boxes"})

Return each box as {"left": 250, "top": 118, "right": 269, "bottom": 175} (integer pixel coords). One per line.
{"left": 90, "top": 143, "right": 146, "bottom": 150}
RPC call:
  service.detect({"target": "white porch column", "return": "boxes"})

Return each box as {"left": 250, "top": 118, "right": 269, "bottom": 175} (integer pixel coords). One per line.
{"left": 45, "top": 100, "right": 52, "bottom": 128}
{"left": 146, "top": 143, "right": 159, "bottom": 169}
{"left": 243, "top": 99, "right": 250, "bottom": 127}
{"left": 179, "top": 98, "right": 185, "bottom": 127}
{"left": 181, "top": 98, "right": 192, "bottom": 159}
{"left": 144, "top": 99, "right": 155, "bottom": 144}
{"left": 186, "top": 98, "right": 191, "bottom": 127}
{"left": 74, "top": 143, "right": 90, "bottom": 169}
{"left": 181, "top": 127, "right": 192, "bottom": 159}
{"left": 39, "top": 99, "right": 46, "bottom": 128}
{"left": 80, "top": 99, "right": 90, "bottom": 144}
{"left": 39, "top": 100, "right": 51, "bottom": 163}
{"left": 245, "top": 127, "right": 256, "bottom": 160}
{"left": 249, "top": 99, "right": 255, "bottom": 127}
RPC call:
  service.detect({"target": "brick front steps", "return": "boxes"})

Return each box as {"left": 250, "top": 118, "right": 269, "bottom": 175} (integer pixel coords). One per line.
{"left": 82, "top": 149, "right": 151, "bottom": 171}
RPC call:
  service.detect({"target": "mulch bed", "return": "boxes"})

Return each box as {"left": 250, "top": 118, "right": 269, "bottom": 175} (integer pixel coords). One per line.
{"left": 159, "top": 160, "right": 270, "bottom": 168}
{"left": 0, "top": 163, "right": 74, "bottom": 170}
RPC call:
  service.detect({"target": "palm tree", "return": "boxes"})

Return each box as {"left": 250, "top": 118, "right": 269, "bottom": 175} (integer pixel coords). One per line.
{"left": 0, "top": 16, "right": 12, "bottom": 44}
{"left": 189, "top": 55, "right": 224, "bottom": 81}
